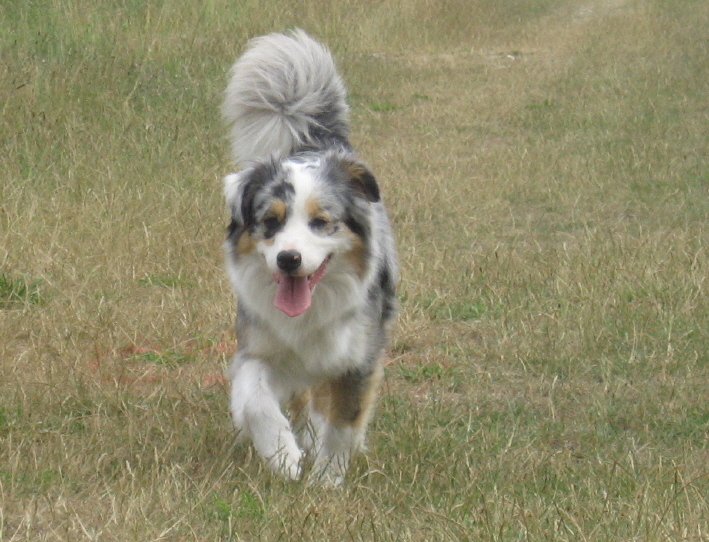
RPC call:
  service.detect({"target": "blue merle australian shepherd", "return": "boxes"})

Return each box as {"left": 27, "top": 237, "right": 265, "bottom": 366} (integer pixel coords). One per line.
{"left": 221, "top": 30, "right": 398, "bottom": 485}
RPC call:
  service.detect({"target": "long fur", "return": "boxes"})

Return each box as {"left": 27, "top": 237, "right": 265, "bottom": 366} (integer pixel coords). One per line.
{"left": 222, "top": 29, "right": 350, "bottom": 166}
{"left": 221, "top": 30, "right": 397, "bottom": 486}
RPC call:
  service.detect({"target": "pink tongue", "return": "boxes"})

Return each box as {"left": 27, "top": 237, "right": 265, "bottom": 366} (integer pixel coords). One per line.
{"left": 274, "top": 276, "right": 312, "bottom": 317}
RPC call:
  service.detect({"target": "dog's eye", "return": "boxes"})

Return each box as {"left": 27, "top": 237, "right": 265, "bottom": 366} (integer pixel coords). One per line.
{"left": 309, "top": 217, "right": 329, "bottom": 230}
{"left": 263, "top": 216, "right": 281, "bottom": 231}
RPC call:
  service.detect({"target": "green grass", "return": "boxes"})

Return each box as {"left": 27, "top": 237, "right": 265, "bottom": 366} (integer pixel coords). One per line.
{"left": 129, "top": 347, "right": 197, "bottom": 367}
{"left": 2, "top": 0, "right": 709, "bottom": 540}
{"left": 0, "top": 272, "right": 44, "bottom": 307}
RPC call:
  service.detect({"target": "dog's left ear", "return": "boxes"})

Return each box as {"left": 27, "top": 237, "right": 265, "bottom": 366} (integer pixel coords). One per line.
{"left": 340, "top": 158, "right": 381, "bottom": 203}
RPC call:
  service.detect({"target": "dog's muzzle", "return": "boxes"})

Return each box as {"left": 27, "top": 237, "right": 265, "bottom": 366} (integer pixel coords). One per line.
{"left": 272, "top": 253, "right": 331, "bottom": 317}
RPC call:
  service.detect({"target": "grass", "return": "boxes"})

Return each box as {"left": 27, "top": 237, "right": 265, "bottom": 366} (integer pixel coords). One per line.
{"left": 2, "top": 0, "right": 709, "bottom": 540}
{"left": 0, "top": 273, "right": 44, "bottom": 308}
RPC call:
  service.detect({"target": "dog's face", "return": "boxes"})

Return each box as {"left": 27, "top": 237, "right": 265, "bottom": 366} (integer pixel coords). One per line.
{"left": 225, "top": 151, "right": 379, "bottom": 317}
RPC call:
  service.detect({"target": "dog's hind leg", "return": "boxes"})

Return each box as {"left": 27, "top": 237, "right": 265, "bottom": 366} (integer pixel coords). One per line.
{"left": 230, "top": 358, "right": 303, "bottom": 480}
{"left": 309, "top": 365, "right": 383, "bottom": 486}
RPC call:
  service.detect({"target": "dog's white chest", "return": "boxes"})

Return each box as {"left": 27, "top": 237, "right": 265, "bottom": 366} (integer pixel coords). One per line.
{"left": 260, "top": 315, "right": 363, "bottom": 379}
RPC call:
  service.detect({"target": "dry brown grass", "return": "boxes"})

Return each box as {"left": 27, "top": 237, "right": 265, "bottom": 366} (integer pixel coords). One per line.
{"left": 2, "top": 0, "right": 709, "bottom": 540}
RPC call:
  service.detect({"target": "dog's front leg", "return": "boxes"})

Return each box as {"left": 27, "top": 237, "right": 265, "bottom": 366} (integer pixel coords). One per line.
{"left": 229, "top": 358, "right": 302, "bottom": 480}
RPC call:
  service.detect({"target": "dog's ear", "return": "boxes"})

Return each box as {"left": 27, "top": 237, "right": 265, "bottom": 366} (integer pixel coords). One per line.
{"left": 224, "top": 172, "right": 247, "bottom": 241}
{"left": 340, "top": 158, "right": 381, "bottom": 203}
{"left": 223, "top": 172, "right": 247, "bottom": 222}
{"left": 224, "top": 169, "right": 262, "bottom": 243}
{"left": 224, "top": 162, "right": 275, "bottom": 228}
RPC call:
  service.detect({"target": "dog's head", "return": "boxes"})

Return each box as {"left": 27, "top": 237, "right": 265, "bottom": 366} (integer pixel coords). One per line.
{"left": 224, "top": 151, "right": 380, "bottom": 317}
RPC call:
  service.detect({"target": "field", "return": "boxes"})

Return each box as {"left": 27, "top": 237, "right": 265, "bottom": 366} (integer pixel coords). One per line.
{"left": 2, "top": 0, "right": 709, "bottom": 540}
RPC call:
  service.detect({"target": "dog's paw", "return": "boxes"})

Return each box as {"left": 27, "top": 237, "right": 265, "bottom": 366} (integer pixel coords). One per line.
{"left": 308, "top": 455, "right": 348, "bottom": 487}
{"left": 266, "top": 448, "right": 303, "bottom": 481}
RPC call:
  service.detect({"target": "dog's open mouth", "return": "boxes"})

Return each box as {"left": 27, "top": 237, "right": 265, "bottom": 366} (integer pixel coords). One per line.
{"left": 273, "top": 255, "right": 331, "bottom": 317}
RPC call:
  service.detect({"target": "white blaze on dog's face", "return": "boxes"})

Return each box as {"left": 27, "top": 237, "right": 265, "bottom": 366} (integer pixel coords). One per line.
{"left": 260, "top": 160, "right": 340, "bottom": 317}
{"left": 225, "top": 153, "right": 379, "bottom": 318}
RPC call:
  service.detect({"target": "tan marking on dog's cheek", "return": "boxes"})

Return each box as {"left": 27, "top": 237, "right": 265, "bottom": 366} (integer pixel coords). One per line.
{"left": 236, "top": 232, "right": 255, "bottom": 254}
{"left": 341, "top": 227, "right": 368, "bottom": 278}
{"left": 269, "top": 199, "right": 287, "bottom": 222}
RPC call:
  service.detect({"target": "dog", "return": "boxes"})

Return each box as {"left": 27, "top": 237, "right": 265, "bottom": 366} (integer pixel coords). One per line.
{"left": 221, "top": 30, "right": 398, "bottom": 485}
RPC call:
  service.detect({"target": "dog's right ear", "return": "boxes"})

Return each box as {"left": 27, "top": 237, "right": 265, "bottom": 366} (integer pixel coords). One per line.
{"left": 224, "top": 172, "right": 248, "bottom": 243}
{"left": 225, "top": 169, "right": 264, "bottom": 242}
{"left": 224, "top": 168, "right": 262, "bottom": 225}
{"left": 224, "top": 171, "right": 247, "bottom": 223}
{"left": 224, "top": 163, "right": 276, "bottom": 237}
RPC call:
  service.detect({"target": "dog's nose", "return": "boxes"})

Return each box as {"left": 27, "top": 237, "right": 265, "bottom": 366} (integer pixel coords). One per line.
{"left": 277, "top": 250, "right": 302, "bottom": 273}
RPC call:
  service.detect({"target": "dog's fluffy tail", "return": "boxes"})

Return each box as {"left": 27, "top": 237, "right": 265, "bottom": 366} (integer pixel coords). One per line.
{"left": 222, "top": 29, "right": 350, "bottom": 167}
